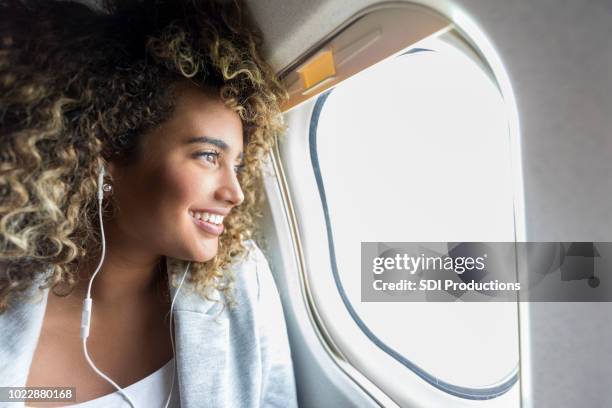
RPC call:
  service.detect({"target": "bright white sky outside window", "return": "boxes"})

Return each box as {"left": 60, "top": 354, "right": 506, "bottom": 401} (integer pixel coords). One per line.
{"left": 315, "top": 39, "right": 519, "bottom": 390}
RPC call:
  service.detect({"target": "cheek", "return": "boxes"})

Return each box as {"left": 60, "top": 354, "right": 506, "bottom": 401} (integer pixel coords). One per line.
{"left": 159, "top": 164, "right": 220, "bottom": 261}
{"left": 110, "top": 155, "right": 220, "bottom": 262}
{"left": 117, "top": 163, "right": 196, "bottom": 225}
{"left": 158, "top": 162, "right": 218, "bottom": 221}
{"left": 158, "top": 164, "right": 201, "bottom": 214}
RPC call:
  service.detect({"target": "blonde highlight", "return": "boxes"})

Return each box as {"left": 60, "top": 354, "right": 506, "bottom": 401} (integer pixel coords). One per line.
{"left": 0, "top": 0, "right": 288, "bottom": 312}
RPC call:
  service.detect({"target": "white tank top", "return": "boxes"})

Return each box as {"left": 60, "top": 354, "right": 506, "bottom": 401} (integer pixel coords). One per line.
{"left": 65, "top": 358, "right": 180, "bottom": 408}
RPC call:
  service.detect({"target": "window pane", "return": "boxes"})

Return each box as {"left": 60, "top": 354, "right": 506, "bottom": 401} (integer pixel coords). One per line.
{"left": 313, "top": 39, "right": 519, "bottom": 390}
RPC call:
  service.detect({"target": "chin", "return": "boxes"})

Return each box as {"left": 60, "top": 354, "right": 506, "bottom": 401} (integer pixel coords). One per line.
{"left": 195, "top": 240, "right": 219, "bottom": 263}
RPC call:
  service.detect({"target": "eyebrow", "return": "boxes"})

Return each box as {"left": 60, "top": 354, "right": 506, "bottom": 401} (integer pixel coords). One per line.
{"left": 186, "top": 136, "right": 244, "bottom": 160}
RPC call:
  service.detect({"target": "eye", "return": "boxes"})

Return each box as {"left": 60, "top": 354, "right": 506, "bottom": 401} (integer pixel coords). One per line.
{"left": 234, "top": 164, "right": 245, "bottom": 174}
{"left": 195, "top": 151, "right": 220, "bottom": 166}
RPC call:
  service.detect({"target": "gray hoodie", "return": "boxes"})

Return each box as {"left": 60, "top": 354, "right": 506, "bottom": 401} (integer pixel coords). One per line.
{"left": 0, "top": 240, "right": 298, "bottom": 408}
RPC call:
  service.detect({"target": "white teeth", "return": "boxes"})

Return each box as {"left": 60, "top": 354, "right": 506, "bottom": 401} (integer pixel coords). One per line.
{"left": 190, "top": 211, "right": 224, "bottom": 225}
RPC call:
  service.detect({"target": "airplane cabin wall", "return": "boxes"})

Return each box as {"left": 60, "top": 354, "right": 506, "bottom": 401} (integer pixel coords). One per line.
{"left": 246, "top": 0, "right": 612, "bottom": 407}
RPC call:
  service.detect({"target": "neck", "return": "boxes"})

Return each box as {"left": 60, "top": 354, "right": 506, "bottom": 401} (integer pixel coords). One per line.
{"left": 56, "top": 220, "right": 169, "bottom": 308}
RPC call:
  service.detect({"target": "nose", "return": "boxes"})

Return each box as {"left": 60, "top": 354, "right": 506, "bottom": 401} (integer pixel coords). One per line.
{"left": 215, "top": 167, "right": 245, "bottom": 207}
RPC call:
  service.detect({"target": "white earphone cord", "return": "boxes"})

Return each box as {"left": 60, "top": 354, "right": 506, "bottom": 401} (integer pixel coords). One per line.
{"left": 80, "top": 166, "right": 190, "bottom": 408}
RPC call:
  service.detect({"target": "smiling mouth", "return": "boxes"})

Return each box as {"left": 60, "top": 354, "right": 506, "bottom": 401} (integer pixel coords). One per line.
{"left": 189, "top": 210, "right": 225, "bottom": 224}
{"left": 189, "top": 211, "right": 224, "bottom": 236}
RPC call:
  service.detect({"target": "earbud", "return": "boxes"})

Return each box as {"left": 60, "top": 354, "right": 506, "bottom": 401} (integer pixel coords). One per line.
{"left": 80, "top": 163, "right": 137, "bottom": 406}
{"left": 79, "top": 163, "right": 190, "bottom": 407}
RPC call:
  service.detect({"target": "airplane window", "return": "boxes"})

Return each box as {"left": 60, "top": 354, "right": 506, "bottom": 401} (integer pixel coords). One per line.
{"left": 306, "top": 36, "right": 520, "bottom": 403}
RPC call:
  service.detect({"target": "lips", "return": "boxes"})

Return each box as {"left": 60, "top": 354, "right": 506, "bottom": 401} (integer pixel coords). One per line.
{"left": 191, "top": 215, "right": 224, "bottom": 236}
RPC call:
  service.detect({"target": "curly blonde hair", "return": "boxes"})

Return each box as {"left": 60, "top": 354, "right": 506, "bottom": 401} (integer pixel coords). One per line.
{"left": 0, "top": 0, "right": 288, "bottom": 313}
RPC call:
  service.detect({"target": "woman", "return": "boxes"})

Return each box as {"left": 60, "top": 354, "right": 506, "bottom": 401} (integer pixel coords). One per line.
{"left": 0, "top": 0, "right": 297, "bottom": 407}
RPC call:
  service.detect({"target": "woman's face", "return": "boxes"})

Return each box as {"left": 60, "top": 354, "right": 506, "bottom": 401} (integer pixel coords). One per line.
{"left": 106, "top": 81, "right": 245, "bottom": 263}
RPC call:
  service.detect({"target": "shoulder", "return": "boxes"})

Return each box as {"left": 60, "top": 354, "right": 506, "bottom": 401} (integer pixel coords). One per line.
{"left": 229, "top": 241, "right": 298, "bottom": 406}
{"left": 222, "top": 239, "right": 293, "bottom": 353}
{"left": 229, "top": 239, "right": 276, "bottom": 310}
{"left": 227, "top": 240, "right": 290, "bottom": 348}
{"left": 167, "top": 240, "right": 274, "bottom": 317}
